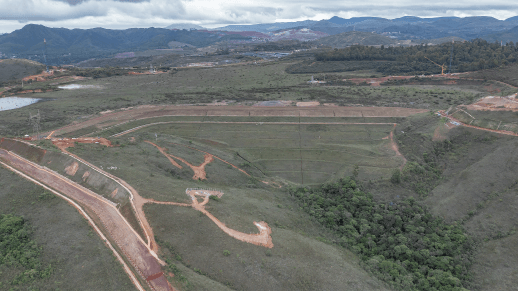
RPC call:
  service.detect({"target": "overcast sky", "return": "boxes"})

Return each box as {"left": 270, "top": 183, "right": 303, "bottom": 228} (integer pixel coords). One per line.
{"left": 1, "top": 0, "right": 518, "bottom": 33}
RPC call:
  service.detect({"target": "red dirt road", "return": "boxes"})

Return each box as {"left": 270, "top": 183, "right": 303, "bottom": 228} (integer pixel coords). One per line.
{"left": 439, "top": 110, "right": 518, "bottom": 137}
{"left": 0, "top": 145, "right": 174, "bottom": 291}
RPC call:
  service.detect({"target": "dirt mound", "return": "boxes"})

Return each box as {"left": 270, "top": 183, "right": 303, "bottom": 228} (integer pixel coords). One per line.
{"left": 465, "top": 93, "right": 518, "bottom": 111}
{"left": 65, "top": 161, "right": 79, "bottom": 176}
{"left": 52, "top": 137, "right": 113, "bottom": 150}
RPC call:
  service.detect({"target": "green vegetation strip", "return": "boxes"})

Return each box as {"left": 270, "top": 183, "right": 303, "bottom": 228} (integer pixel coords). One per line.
{"left": 290, "top": 178, "right": 474, "bottom": 291}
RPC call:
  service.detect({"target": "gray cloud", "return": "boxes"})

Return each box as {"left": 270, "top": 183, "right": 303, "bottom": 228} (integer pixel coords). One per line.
{"left": 0, "top": 0, "right": 517, "bottom": 33}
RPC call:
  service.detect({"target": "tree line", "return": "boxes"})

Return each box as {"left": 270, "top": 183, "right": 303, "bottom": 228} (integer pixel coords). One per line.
{"left": 289, "top": 178, "right": 474, "bottom": 291}
{"left": 314, "top": 39, "right": 518, "bottom": 75}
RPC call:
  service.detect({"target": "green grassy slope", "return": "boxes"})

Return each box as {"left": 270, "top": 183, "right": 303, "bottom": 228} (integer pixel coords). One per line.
{"left": 64, "top": 132, "right": 391, "bottom": 290}
{"left": 0, "top": 59, "right": 45, "bottom": 83}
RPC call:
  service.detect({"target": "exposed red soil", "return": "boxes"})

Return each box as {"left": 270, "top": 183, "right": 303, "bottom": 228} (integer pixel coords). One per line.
{"left": 52, "top": 137, "right": 113, "bottom": 150}
{"left": 144, "top": 141, "right": 183, "bottom": 169}
{"left": 82, "top": 171, "right": 90, "bottom": 181}
{"left": 464, "top": 93, "right": 518, "bottom": 111}
{"left": 65, "top": 161, "right": 79, "bottom": 176}
{"left": 144, "top": 189, "right": 274, "bottom": 248}
{"left": 384, "top": 124, "right": 407, "bottom": 169}
{"left": 169, "top": 142, "right": 251, "bottom": 177}
{"left": 0, "top": 144, "right": 174, "bottom": 291}
{"left": 139, "top": 142, "right": 273, "bottom": 247}
{"left": 110, "top": 188, "right": 119, "bottom": 199}
{"left": 22, "top": 70, "right": 54, "bottom": 82}
{"left": 438, "top": 110, "right": 518, "bottom": 137}
{"left": 146, "top": 140, "right": 252, "bottom": 180}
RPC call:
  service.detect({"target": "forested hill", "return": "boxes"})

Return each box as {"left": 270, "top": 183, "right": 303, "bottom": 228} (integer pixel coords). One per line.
{"left": 314, "top": 39, "right": 518, "bottom": 75}
{"left": 0, "top": 24, "right": 249, "bottom": 65}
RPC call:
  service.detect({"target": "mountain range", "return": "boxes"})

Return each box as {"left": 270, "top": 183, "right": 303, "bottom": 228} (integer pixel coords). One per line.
{"left": 214, "top": 16, "right": 518, "bottom": 41}
{"left": 3, "top": 16, "right": 518, "bottom": 66}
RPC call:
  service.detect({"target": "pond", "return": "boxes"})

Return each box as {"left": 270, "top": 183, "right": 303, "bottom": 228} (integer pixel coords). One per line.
{"left": 58, "top": 84, "right": 100, "bottom": 89}
{"left": 0, "top": 97, "right": 41, "bottom": 111}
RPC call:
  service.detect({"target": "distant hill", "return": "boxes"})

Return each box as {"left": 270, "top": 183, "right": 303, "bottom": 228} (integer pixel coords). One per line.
{"left": 165, "top": 23, "right": 204, "bottom": 30}
{"left": 0, "top": 24, "right": 250, "bottom": 65}
{"left": 0, "top": 59, "right": 45, "bottom": 84}
{"left": 216, "top": 16, "right": 518, "bottom": 41}
{"left": 314, "top": 31, "right": 397, "bottom": 48}
{"left": 483, "top": 26, "right": 518, "bottom": 43}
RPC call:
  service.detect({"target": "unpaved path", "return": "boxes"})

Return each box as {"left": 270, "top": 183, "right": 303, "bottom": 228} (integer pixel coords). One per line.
{"left": 142, "top": 141, "right": 274, "bottom": 247}
{"left": 112, "top": 121, "right": 398, "bottom": 138}
{"left": 0, "top": 146, "right": 174, "bottom": 291}
{"left": 382, "top": 124, "right": 407, "bottom": 169}
{"left": 144, "top": 189, "right": 273, "bottom": 248}
{"left": 145, "top": 141, "right": 214, "bottom": 180}
{"left": 439, "top": 110, "right": 518, "bottom": 137}
{"left": 52, "top": 137, "right": 113, "bottom": 150}
{"left": 45, "top": 104, "right": 427, "bottom": 138}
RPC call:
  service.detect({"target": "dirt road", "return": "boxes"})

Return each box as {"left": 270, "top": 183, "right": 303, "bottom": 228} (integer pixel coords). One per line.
{"left": 146, "top": 189, "right": 274, "bottom": 248}
{"left": 46, "top": 104, "right": 427, "bottom": 138}
{"left": 0, "top": 146, "right": 174, "bottom": 291}
{"left": 439, "top": 110, "right": 518, "bottom": 137}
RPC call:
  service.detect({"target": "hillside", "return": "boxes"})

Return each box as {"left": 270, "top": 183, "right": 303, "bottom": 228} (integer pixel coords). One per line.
{"left": 1, "top": 54, "right": 518, "bottom": 290}
{"left": 314, "top": 31, "right": 397, "bottom": 48}
{"left": 482, "top": 25, "right": 518, "bottom": 43}
{"left": 0, "top": 24, "right": 250, "bottom": 65}
{"left": 0, "top": 59, "right": 45, "bottom": 83}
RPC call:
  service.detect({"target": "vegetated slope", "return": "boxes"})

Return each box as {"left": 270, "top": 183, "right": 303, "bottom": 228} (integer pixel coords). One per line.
{"left": 482, "top": 25, "right": 518, "bottom": 43}
{"left": 306, "top": 39, "right": 518, "bottom": 75}
{"left": 0, "top": 24, "right": 250, "bottom": 65}
{"left": 290, "top": 179, "right": 474, "bottom": 290}
{"left": 0, "top": 167, "right": 136, "bottom": 290}
{"left": 314, "top": 31, "right": 397, "bottom": 48}
{"left": 466, "top": 62, "right": 518, "bottom": 87}
{"left": 0, "top": 59, "right": 45, "bottom": 83}
{"left": 364, "top": 113, "right": 518, "bottom": 290}
{"left": 65, "top": 132, "right": 391, "bottom": 291}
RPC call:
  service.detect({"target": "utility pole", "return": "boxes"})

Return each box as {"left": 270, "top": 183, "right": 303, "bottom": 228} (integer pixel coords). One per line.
{"left": 28, "top": 110, "right": 41, "bottom": 139}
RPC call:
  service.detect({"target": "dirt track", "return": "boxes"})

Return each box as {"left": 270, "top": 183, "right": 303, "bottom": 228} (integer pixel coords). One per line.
{"left": 112, "top": 121, "right": 399, "bottom": 138}
{"left": 145, "top": 189, "right": 274, "bottom": 248}
{"left": 439, "top": 110, "right": 518, "bottom": 137}
{"left": 464, "top": 93, "right": 518, "bottom": 111}
{"left": 0, "top": 141, "right": 174, "bottom": 291}
{"left": 47, "top": 104, "right": 428, "bottom": 138}
{"left": 143, "top": 141, "right": 274, "bottom": 247}
{"left": 383, "top": 124, "right": 407, "bottom": 169}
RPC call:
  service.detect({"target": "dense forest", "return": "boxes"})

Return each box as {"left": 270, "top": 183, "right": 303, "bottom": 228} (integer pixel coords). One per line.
{"left": 290, "top": 178, "right": 474, "bottom": 291}
{"left": 0, "top": 214, "right": 52, "bottom": 287}
{"left": 312, "top": 39, "right": 518, "bottom": 75}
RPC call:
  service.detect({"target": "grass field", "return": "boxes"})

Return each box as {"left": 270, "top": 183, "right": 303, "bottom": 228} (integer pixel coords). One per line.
{"left": 95, "top": 116, "right": 403, "bottom": 185}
